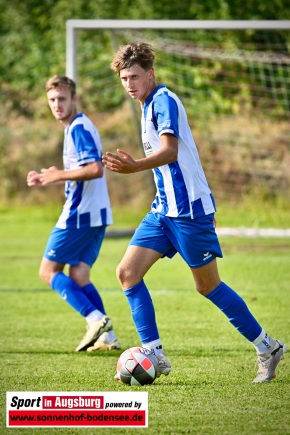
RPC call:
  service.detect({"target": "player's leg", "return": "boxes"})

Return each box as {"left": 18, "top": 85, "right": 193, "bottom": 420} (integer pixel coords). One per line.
{"left": 192, "top": 260, "right": 286, "bottom": 382}
{"left": 117, "top": 244, "right": 162, "bottom": 289}
{"left": 191, "top": 259, "right": 264, "bottom": 341}
{"left": 69, "top": 261, "right": 120, "bottom": 351}
{"left": 40, "top": 257, "right": 98, "bottom": 315}
{"left": 117, "top": 244, "right": 163, "bottom": 347}
{"left": 69, "top": 227, "right": 107, "bottom": 313}
{"left": 162, "top": 212, "right": 285, "bottom": 382}
{"left": 41, "top": 226, "right": 113, "bottom": 351}
{"left": 72, "top": 226, "right": 120, "bottom": 352}
{"left": 184, "top": 214, "right": 286, "bottom": 382}
{"left": 41, "top": 226, "right": 105, "bottom": 318}
{"left": 115, "top": 212, "right": 174, "bottom": 377}
{"left": 39, "top": 257, "right": 112, "bottom": 351}
{"left": 115, "top": 244, "right": 171, "bottom": 378}
{"left": 69, "top": 261, "right": 105, "bottom": 313}
{"left": 74, "top": 226, "right": 121, "bottom": 352}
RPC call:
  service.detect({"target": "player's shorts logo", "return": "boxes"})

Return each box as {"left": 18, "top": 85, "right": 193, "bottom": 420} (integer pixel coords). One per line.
{"left": 48, "top": 249, "right": 56, "bottom": 257}
{"left": 203, "top": 251, "right": 212, "bottom": 261}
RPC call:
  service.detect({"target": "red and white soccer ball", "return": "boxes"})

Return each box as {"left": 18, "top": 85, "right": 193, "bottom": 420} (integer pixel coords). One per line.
{"left": 116, "top": 347, "right": 159, "bottom": 386}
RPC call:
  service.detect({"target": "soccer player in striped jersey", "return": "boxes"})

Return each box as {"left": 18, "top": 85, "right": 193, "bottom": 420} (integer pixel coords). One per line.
{"left": 27, "top": 75, "right": 120, "bottom": 352}
{"left": 103, "top": 42, "right": 286, "bottom": 383}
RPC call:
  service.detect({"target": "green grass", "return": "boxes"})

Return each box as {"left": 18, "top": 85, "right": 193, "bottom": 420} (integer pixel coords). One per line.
{"left": 0, "top": 206, "right": 290, "bottom": 434}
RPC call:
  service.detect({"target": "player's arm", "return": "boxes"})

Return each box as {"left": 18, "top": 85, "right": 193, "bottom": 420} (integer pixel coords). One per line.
{"left": 39, "top": 161, "right": 103, "bottom": 185}
{"left": 27, "top": 168, "right": 67, "bottom": 187}
{"left": 102, "top": 133, "right": 178, "bottom": 174}
{"left": 30, "top": 162, "right": 102, "bottom": 186}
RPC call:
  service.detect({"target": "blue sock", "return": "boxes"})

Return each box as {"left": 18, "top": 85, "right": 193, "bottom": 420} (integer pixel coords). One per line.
{"left": 82, "top": 283, "right": 106, "bottom": 314}
{"left": 51, "top": 272, "right": 96, "bottom": 317}
{"left": 206, "top": 281, "right": 262, "bottom": 342}
{"left": 124, "top": 280, "right": 159, "bottom": 344}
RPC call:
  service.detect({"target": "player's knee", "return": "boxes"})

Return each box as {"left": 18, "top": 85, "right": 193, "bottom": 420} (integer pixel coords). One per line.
{"left": 69, "top": 268, "right": 81, "bottom": 285}
{"left": 116, "top": 263, "right": 134, "bottom": 288}
{"left": 195, "top": 283, "right": 210, "bottom": 296}
{"left": 116, "top": 263, "right": 125, "bottom": 284}
{"left": 195, "top": 279, "right": 221, "bottom": 296}
{"left": 39, "top": 267, "right": 50, "bottom": 286}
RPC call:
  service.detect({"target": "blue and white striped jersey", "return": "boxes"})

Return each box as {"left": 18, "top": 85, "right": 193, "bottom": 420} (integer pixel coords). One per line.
{"left": 142, "top": 85, "right": 216, "bottom": 219}
{"left": 56, "top": 113, "right": 113, "bottom": 229}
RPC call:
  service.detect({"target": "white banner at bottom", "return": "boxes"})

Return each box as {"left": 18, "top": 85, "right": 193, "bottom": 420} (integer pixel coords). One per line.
{"left": 6, "top": 391, "right": 148, "bottom": 428}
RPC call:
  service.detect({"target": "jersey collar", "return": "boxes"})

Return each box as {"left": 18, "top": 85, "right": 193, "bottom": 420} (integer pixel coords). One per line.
{"left": 143, "top": 85, "right": 166, "bottom": 108}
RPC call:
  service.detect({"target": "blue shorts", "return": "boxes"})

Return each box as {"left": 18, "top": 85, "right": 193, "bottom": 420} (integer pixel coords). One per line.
{"left": 43, "top": 226, "right": 107, "bottom": 267}
{"left": 129, "top": 212, "right": 223, "bottom": 268}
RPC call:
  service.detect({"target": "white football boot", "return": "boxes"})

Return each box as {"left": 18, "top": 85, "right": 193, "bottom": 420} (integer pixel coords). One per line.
{"left": 253, "top": 339, "right": 286, "bottom": 383}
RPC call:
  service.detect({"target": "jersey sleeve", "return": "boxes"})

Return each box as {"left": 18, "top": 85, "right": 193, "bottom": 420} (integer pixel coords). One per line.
{"left": 152, "top": 93, "right": 179, "bottom": 138}
{"left": 71, "top": 124, "right": 101, "bottom": 165}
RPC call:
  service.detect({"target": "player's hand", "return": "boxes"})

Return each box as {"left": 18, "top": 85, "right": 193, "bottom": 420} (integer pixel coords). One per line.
{"left": 27, "top": 171, "right": 42, "bottom": 186}
{"left": 39, "top": 166, "right": 60, "bottom": 185}
{"left": 102, "top": 149, "right": 138, "bottom": 174}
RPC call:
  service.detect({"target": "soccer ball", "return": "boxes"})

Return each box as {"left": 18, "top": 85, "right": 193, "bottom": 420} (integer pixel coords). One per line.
{"left": 116, "top": 347, "right": 159, "bottom": 386}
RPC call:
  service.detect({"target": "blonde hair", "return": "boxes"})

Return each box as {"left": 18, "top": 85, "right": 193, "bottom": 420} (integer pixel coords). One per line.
{"left": 111, "top": 42, "right": 155, "bottom": 75}
{"left": 46, "top": 75, "right": 76, "bottom": 97}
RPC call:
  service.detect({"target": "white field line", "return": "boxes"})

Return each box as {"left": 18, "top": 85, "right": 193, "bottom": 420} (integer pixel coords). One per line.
{"left": 216, "top": 228, "right": 290, "bottom": 237}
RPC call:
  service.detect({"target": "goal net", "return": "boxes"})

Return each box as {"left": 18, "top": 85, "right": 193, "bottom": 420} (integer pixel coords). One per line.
{"left": 66, "top": 20, "right": 290, "bottom": 206}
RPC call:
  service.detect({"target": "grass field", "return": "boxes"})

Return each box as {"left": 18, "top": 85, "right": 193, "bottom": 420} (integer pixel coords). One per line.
{"left": 1, "top": 206, "right": 290, "bottom": 434}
